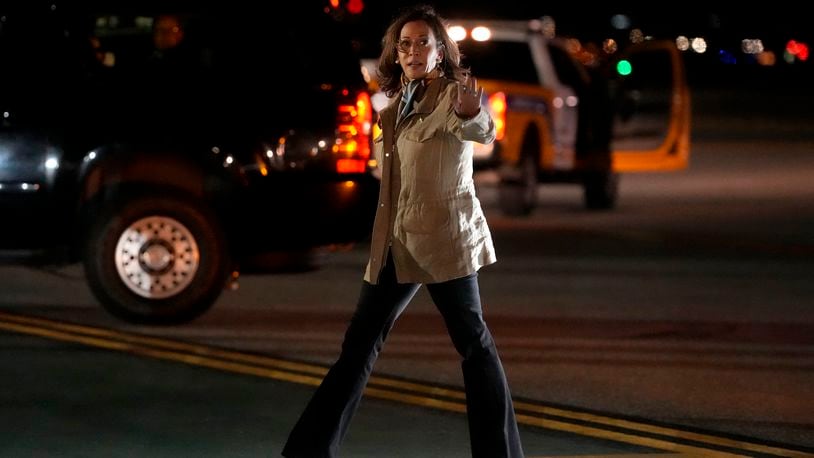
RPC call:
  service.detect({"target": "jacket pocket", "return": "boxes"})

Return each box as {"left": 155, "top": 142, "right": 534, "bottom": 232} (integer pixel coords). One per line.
{"left": 401, "top": 203, "right": 454, "bottom": 263}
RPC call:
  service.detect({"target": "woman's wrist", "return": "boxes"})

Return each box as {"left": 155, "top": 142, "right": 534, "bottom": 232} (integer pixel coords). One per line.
{"left": 455, "top": 107, "right": 480, "bottom": 120}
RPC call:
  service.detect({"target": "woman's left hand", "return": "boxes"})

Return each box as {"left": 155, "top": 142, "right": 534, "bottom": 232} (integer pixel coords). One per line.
{"left": 454, "top": 74, "right": 483, "bottom": 119}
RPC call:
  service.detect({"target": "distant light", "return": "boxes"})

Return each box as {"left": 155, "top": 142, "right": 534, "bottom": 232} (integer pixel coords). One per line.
{"left": 786, "top": 40, "right": 809, "bottom": 62}
{"left": 756, "top": 51, "right": 776, "bottom": 66}
{"left": 266, "top": 149, "right": 274, "bottom": 158}
{"left": 346, "top": 0, "right": 364, "bottom": 14}
{"left": 471, "top": 26, "right": 491, "bottom": 42}
{"left": 540, "top": 16, "right": 556, "bottom": 38}
{"left": 565, "top": 96, "right": 578, "bottom": 107}
{"left": 676, "top": 36, "right": 690, "bottom": 52}
{"left": 718, "top": 49, "right": 737, "bottom": 64}
{"left": 44, "top": 157, "right": 59, "bottom": 170}
{"left": 629, "top": 28, "right": 644, "bottom": 44}
{"left": 565, "top": 38, "right": 581, "bottom": 54}
{"left": 616, "top": 59, "right": 632, "bottom": 76}
{"left": 2, "top": 111, "right": 8, "bottom": 119}
{"left": 225, "top": 155, "right": 234, "bottom": 165}
{"left": 691, "top": 37, "right": 707, "bottom": 54}
{"left": 798, "top": 44, "right": 809, "bottom": 61}
{"left": 552, "top": 97, "right": 564, "bottom": 109}
{"left": 602, "top": 38, "right": 618, "bottom": 54}
{"left": 318, "top": 140, "right": 327, "bottom": 148}
{"left": 741, "top": 39, "right": 764, "bottom": 54}
{"left": 610, "top": 14, "right": 631, "bottom": 30}
{"left": 447, "top": 25, "right": 466, "bottom": 42}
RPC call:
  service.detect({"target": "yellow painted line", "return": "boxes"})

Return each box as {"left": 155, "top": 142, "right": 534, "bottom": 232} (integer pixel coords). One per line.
{"left": 360, "top": 386, "right": 746, "bottom": 458}
{"left": 1, "top": 312, "right": 812, "bottom": 457}
{"left": 512, "top": 400, "right": 814, "bottom": 458}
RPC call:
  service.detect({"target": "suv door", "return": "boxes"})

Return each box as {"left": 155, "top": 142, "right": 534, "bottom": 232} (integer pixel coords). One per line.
{"left": 610, "top": 40, "right": 691, "bottom": 171}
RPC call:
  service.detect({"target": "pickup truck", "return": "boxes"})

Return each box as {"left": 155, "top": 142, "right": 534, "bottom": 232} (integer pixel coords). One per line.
{"left": 0, "top": 4, "right": 379, "bottom": 324}
{"left": 366, "top": 18, "right": 690, "bottom": 215}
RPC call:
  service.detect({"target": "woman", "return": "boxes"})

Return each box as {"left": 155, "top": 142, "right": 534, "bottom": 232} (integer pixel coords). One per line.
{"left": 282, "top": 4, "right": 524, "bottom": 457}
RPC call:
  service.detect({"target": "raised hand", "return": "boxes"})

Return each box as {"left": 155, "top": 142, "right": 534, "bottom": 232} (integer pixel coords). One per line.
{"left": 454, "top": 74, "right": 483, "bottom": 119}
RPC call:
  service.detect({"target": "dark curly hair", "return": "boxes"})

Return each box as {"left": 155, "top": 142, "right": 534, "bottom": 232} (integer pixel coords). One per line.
{"left": 377, "top": 4, "right": 469, "bottom": 98}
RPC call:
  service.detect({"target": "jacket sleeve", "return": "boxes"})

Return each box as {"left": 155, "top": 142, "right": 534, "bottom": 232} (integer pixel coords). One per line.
{"left": 443, "top": 83, "right": 496, "bottom": 145}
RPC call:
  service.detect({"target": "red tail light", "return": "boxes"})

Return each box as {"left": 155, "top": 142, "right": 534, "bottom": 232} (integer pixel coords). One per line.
{"left": 488, "top": 92, "right": 506, "bottom": 141}
{"left": 334, "top": 90, "right": 372, "bottom": 173}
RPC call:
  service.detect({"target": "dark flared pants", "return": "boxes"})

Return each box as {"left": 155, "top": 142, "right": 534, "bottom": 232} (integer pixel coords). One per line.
{"left": 282, "top": 257, "right": 524, "bottom": 458}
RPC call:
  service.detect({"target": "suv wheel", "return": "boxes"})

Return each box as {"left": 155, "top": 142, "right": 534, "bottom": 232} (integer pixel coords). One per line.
{"left": 499, "top": 153, "right": 537, "bottom": 216}
{"left": 83, "top": 194, "right": 230, "bottom": 325}
{"left": 583, "top": 171, "right": 619, "bottom": 210}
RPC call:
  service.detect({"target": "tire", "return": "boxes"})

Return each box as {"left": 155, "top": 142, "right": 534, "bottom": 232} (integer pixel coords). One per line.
{"left": 499, "top": 153, "right": 538, "bottom": 216}
{"left": 83, "top": 194, "right": 230, "bottom": 325}
{"left": 583, "top": 171, "right": 619, "bottom": 210}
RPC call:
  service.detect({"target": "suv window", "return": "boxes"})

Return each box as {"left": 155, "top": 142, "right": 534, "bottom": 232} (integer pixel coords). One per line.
{"left": 547, "top": 43, "right": 588, "bottom": 89}
{"left": 458, "top": 40, "right": 538, "bottom": 84}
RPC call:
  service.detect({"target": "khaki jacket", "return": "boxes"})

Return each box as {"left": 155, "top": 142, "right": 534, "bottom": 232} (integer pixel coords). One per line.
{"left": 364, "top": 77, "right": 497, "bottom": 284}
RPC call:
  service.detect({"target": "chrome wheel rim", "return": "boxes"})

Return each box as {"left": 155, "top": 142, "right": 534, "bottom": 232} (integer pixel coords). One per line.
{"left": 114, "top": 216, "right": 199, "bottom": 299}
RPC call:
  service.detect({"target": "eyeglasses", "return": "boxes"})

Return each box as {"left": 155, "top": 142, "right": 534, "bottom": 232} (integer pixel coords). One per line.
{"left": 396, "top": 38, "right": 431, "bottom": 53}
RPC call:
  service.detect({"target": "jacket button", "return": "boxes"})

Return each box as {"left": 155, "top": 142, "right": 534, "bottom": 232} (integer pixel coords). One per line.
{"left": 380, "top": 203, "right": 384, "bottom": 207}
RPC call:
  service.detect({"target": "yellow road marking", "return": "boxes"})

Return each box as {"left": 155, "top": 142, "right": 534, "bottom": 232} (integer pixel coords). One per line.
{"left": 1, "top": 311, "right": 812, "bottom": 458}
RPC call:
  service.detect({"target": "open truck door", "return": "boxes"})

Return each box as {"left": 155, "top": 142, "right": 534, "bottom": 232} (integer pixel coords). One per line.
{"left": 611, "top": 40, "right": 691, "bottom": 172}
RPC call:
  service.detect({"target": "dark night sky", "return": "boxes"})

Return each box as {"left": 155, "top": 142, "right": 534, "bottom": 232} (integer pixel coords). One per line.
{"left": 349, "top": 1, "right": 812, "bottom": 90}
{"left": 358, "top": 2, "right": 811, "bottom": 46}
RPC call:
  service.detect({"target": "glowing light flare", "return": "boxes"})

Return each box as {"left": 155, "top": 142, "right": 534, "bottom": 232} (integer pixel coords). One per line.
{"left": 616, "top": 59, "right": 632, "bottom": 76}
{"left": 346, "top": 0, "right": 364, "bottom": 14}
{"left": 691, "top": 37, "right": 707, "bottom": 54}
{"left": 756, "top": 51, "right": 776, "bottom": 66}
{"left": 540, "top": 16, "right": 555, "bottom": 38}
{"left": 718, "top": 49, "right": 737, "bottom": 65}
{"left": 447, "top": 25, "right": 466, "bottom": 42}
{"left": 602, "top": 38, "right": 618, "bottom": 54}
{"left": 676, "top": 36, "right": 689, "bottom": 52}
{"left": 356, "top": 96, "right": 371, "bottom": 134}
{"left": 471, "top": 26, "right": 491, "bottom": 42}
{"left": 798, "top": 45, "right": 809, "bottom": 61}
{"left": 335, "top": 91, "right": 372, "bottom": 166}
{"left": 44, "top": 157, "right": 59, "bottom": 170}
{"left": 487, "top": 92, "right": 506, "bottom": 141}
{"left": 336, "top": 159, "right": 366, "bottom": 174}
{"left": 610, "top": 14, "right": 631, "bottom": 30}
{"left": 741, "top": 39, "right": 764, "bottom": 54}
{"left": 786, "top": 40, "right": 809, "bottom": 62}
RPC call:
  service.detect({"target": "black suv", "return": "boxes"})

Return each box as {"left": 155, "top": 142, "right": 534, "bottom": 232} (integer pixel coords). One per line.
{"left": 0, "top": 3, "right": 379, "bottom": 324}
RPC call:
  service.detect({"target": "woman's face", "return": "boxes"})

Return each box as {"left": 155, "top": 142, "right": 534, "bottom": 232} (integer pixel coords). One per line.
{"left": 396, "top": 20, "right": 443, "bottom": 81}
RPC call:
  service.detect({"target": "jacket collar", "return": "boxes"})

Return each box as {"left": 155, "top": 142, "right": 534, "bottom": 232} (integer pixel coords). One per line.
{"left": 380, "top": 77, "right": 447, "bottom": 130}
